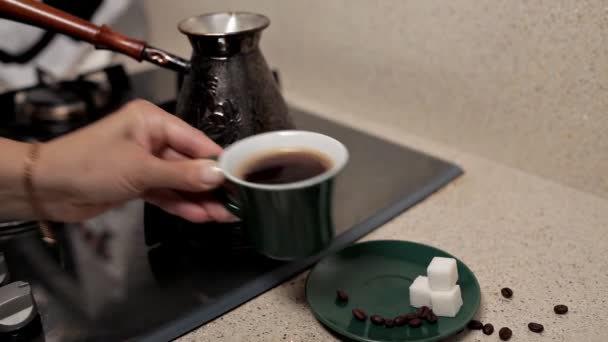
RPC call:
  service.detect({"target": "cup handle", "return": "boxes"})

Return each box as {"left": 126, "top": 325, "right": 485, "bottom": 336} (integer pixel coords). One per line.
{"left": 213, "top": 184, "right": 241, "bottom": 218}
{"left": 208, "top": 155, "right": 241, "bottom": 218}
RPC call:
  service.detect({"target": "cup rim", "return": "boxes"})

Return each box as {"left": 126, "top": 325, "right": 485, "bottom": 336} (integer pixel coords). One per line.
{"left": 218, "top": 130, "right": 349, "bottom": 191}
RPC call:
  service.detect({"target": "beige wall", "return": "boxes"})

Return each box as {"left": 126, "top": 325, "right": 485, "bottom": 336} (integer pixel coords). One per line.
{"left": 139, "top": 0, "right": 608, "bottom": 198}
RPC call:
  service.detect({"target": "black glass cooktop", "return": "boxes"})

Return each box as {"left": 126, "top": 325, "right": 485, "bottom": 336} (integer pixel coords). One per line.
{"left": 11, "top": 69, "right": 463, "bottom": 341}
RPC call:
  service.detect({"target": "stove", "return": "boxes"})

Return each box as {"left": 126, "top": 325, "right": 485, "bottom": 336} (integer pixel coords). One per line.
{"left": 0, "top": 65, "right": 462, "bottom": 341}
{"left": 0, "top": 65, "right": 131, "bottom": 142}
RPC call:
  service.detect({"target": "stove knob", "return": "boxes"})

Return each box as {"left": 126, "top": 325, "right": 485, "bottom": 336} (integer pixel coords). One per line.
{"left": 0, "top": 253, "right": 8, "bottom": 286}
{"left": 0, "top": 281, "right": 42, "bottom": 340}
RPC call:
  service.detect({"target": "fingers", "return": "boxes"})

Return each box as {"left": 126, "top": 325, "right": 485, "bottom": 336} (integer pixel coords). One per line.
{"left": 201, "top": 200, "right": 238, "bottom": 222}
{"left": 163, "top": 113, "right": 223, "bottom": 158}
{"left": 145, "top": 189, "right": 237, "bottom": 223}
{"left": 141, "top": 157, "right": 225, "bottom": 192}
{"left": 159, "top": 147, "right": 188, "bottom": 161}
{"left": 182, "top": 192, "right": 238, "bottom": 222}
{"left": 127, "top": 100, "right": 223, "bottom": 158}
{"left": 145, "top": 189, "right": 212, "bottom": 222}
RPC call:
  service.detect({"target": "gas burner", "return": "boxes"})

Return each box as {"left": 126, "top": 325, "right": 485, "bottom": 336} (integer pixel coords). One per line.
{"left": 0, "top": 221, "right": 39, "bottom": 242}
{"left": 0, "top": 65, "right": 132, "bottom": 142}
{"left": 13, "top": 77, "right": 107, "bottom": 125}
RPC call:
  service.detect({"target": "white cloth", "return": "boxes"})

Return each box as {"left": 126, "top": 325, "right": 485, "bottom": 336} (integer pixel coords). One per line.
{"left": 0, "top": 0, "right": 139, "bottom": 91}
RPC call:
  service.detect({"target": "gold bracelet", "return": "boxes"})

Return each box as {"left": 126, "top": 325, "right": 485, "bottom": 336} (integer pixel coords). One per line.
{"left": 23, "top": 142, "right": 55, "bottom": 244}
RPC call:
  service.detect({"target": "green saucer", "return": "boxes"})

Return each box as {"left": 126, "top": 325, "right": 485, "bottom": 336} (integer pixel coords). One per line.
{"left": 305, "top": 240, "right": 480, "bottom": 342}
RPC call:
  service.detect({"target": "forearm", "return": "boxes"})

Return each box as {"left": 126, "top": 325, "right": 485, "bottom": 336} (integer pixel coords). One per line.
{"left": 0, "top": 138, "right": 35, "bottom": 221}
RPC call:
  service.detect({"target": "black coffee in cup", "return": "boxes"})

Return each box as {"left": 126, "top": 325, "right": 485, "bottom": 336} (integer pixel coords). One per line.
{"left": 239, "top": 149, "right": 333, "bottom": 185}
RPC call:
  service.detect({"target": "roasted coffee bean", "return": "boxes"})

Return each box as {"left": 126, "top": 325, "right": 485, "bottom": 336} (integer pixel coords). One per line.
{"left": 416, "top": 306, "right": 431, "bottom": 318}
{"left": 528, "top": 322, "right": 544, "bottom": 333}
{"left": 501, "top": 287, "right": 513, "bottom": 298}
{"left": 498, "top": 327, "right": 512, "bottom": 341}
{"left": 352, "top": 309, "right": 367, "bottom": 321}
{"left": 405, "top": 312, "right": 418, "bottom": 321}
{"left": 394, "top": 316, "right": 408, "bottom": 326}
{"left": 482, "top": 323, "right": 494, "bottom": 335}
{"left": 554, "top": 304, "right": 568, "bottom": 314}
{"left": 467, "top": 320, "right": 484, "bottom": 330}
{"left": 384, "top": 319, "right": 395, "bottom": 328}
{"left": 408, "top": 318, "right": 423, "bottom": 328}
{"left": 336, "top": 290, "right": 348, "bottom": 302}
{"left": 425, "top": 312, "right": 438, "bottom": 324}
{"left": 370, "top": 314, "right": 384, "bottom": 326}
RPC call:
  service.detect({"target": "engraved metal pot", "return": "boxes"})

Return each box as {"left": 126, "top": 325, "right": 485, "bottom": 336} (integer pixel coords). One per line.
{"left": 175, "top": 12, "right": 294, "bottom": 146}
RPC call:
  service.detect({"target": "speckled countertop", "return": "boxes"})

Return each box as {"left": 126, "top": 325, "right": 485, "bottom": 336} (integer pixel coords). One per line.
{"left": 177, "top": 108, "right": 608, "bottom": 342}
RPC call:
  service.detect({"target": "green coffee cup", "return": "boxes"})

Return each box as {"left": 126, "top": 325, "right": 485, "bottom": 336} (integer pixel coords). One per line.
{"left": 218, "top": 130, "right": 349, "bottom": 260}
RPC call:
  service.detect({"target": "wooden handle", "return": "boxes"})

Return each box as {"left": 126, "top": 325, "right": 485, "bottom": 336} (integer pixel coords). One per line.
{"left": 0, "top": 0, "right": 146, "bottom": 60}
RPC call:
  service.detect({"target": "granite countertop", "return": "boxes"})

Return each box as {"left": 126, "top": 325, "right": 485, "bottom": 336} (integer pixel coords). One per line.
{"left": 178, "top": 109, "right": 608, "bottom": 342}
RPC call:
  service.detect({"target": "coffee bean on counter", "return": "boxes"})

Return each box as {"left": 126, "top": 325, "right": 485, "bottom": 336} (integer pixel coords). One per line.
{"left": 425, "top": 312, "right": 438, "bottom": 324}
{"left": 467, "top": 320, "right": 484, "bottom": 330}
{"left": 336, "top": 290, "right": 348, "bottom": 302}
{"left": 394, "top": 316, "right": 408, "bottom": 326}
{"left": 384, "top": 318, "right": 395, "bottom": 328}
{"left": 370, "top": 314, "right": 385, "bottom": 326}
{"left": 482, "top": 323, "right": 494, "bottom": 335}
{"left": 416, "top": 306, "right": 431, "bottom": 318}
{"left": 501, "top": 287, "right": 513, "bottom": 298}
{"left": 528, "top": 322, "right": 544, "bottom": 333}
{"left": 498, "top": 327, "right": 512, "bottom": 341}
{"left": 352, "top": 309, "right": 367, "bottom": 321}
{"left": 554, "top": 304, "right": 569, "bottom": 314}
{"left": 408, "top": 318, "right": 423, "bottom": 328}
{"left": 405, "top": 312, "right": 418, "bottom": 321}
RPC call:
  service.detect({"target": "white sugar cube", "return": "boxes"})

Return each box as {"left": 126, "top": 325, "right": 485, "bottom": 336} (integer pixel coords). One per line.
{"left": 427, "top": 257, "right": 458, "bottom": 291}
{"left": 409, "top": 276, "right": 432, "bottom": 308}
{"left": 430, "top": 285, "right": 463, "bottom": 317}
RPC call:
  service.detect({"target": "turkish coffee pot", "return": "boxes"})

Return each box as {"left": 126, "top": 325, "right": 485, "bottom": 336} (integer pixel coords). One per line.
{"left": 0, "top": 0, "right": 294, "bottom": 146}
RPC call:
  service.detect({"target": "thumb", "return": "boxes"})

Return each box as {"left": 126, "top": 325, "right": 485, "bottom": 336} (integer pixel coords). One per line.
{"left": 142, "top": 158, "right": 225, "bottom": 192}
